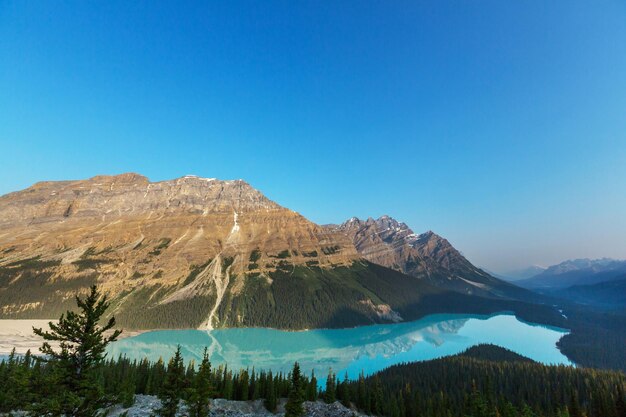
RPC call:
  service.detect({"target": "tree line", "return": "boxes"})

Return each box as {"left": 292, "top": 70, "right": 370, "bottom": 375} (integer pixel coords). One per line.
{"left": 1, "top": 285, "right": 625, "bottom": 417}
{"left": 342, "top": 344, "right": 626, "bottom": 417}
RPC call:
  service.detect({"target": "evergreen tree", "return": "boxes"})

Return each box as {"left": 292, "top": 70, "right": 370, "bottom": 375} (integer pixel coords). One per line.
{"left": 222, "top": 365, "right": 234, "bottom": 400}
{"left": 357, "top": 372, "right": 367, "bottom": 410}
{"left": 239, "top": 369, "right": 250, "bottom": 401}
{"left": 616, "top": 387, "right": 626, "bottom": 417}
{"left": 306, "top": 370, "right": 318, "bottom": 401}
{"left": 324, "top": 369, "right": 336, "bottom": 404}
{"left": 338, "top": 372, "right": 350, "bottom": 408}
{"left": 466, "top": 380, "right": 489, "bottom": 417}
{"left": 158, "top": 345, "right": 186, "bottom": 417}
{"left": 568, "top": 391, "right": 583, "bottom": 417}
{"left": 32, "top": 285, "right": 122, "bottom": 417}
{"left": 187, "top": 347, "right": 213, "bottom": 417}
{"left": 285, "top": 362, "right": 305, "bottom": 417}
{"left": 250, "top": 370, "right": 259, "bottom": 400}
{"left": 264, "top": 371, "right": 277, "bottom": 412}
{"left": 371, "top": 376, "right": 384, "bottom": 416}
{"left": 118, "top": 375, "right": 136, "bottom": 408}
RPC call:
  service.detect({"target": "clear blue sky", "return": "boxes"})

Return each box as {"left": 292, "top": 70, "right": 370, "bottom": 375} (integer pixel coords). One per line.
{"left": 1, "top": 1, "right": 625, "bottom": 272}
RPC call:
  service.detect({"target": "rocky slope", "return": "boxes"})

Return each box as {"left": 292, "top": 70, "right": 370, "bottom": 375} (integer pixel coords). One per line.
{"left": 333, "top": 216, "right": 535, "bottom": 300}
{"left": 0, "top": 173, "right": 539, "bottom": 330}
{"left": 8, "top": 396, "right": 369, "bottom": 417}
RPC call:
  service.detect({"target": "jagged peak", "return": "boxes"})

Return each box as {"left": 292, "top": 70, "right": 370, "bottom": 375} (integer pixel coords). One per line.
{"left": 418, "top": 230, "right": 437, "bottom": 239}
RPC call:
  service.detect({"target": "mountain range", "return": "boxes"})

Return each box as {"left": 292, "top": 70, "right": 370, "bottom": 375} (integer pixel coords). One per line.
{"left": 515, "top": 258, "right": 626, "bottom": 289}
{"left": 497, "top": 265, "right": 547, "bottom": 281}
{"left": 0, "top": 173, "right": 549, "bottom": 330}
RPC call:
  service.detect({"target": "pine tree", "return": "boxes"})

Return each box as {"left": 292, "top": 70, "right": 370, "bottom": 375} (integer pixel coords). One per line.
{"left": 187, "top": 347, "right": 213, "bottom": 417}
{"left": 371, "top": 376, "right": 384, "bottom": 416}
{"left": 158, "top": 345, "right": 186, "bottom": 417}
{"left": 324, "top": 369, "right": 336, "bottom": 404}
{"left": 466, "top": 380, "right": 489, "bottom": 417}
{"left": 222, "top": 365, "right": 234, "bottom": 400}
{"left": 338, "top": 372, "right": 350, "bottom": 408}
{"left": 306, "top": 370, "right": 318, "bottom": 401}
{"left": 119, "top": 374, "right": 136, "bottom": 408}
{"left": 616, "top": 387, "right": 626, "bottom": 417}
{"left": 357, "top": 372, "right": 367, "bottom": 410}
{"left": 32, "top": 285, "right": 122, "bottom": 417}
{"left": 250, "top": 369, "right": 259, "bottom": 400}
{"left": 568, "top": 391, "right": 583, "bottom": 417}
{"left": 264, "top": 371, "right": 277, "bottom": 412}
{"left": 285, "top": 362, "right": 305, "bottom": 417}
{"left": 239, "top": 369, "right": 250, "bottom": 401}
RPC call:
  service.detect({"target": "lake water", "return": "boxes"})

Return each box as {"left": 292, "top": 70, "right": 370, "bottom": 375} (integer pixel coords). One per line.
{"left": 107, "top": 313, "right": 571, "bottom": 380}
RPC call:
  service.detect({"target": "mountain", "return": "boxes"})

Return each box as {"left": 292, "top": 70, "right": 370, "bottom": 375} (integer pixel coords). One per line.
{"left": 333, "top": 216, "right": 536, "bottom": 301}
{"left": 516, "top": 258, "right": 626, "bottom": 289}
{"left": 550, "top": 277, "right": 626, "bottom": 309}
{"left": 0, "top": 173, "right": 546, "bottom": 331}
{"left": 498, "top": 265, "right": 547, "bottom": 281}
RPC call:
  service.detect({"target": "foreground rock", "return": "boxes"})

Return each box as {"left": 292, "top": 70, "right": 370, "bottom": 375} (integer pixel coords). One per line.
{"left": 106, "top": 395, "right": 366, "bottom": 417}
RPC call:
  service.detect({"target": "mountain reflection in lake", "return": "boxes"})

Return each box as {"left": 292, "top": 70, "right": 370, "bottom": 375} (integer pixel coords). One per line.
{"left": 107, "top": 313, "right": 571, "bottom": 381}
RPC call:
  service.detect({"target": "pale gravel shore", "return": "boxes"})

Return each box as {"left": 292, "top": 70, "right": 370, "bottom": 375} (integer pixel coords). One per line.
{"left": 0, "top": 319, "right": 142, "bottom": 355}
{"left": 0, "top": 319, "right": 56, "bottom": 355}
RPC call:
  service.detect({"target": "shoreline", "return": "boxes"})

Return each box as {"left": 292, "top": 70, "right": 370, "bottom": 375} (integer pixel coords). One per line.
{"left": 0, "top": 319, "right": 147, "bottom": 355}
{"left": 0, "top": 310, "right": 569, "bottom": 356}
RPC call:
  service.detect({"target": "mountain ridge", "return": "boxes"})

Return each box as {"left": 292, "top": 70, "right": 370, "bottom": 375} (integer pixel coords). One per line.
{"left": 331, "top": 215, "right": 538, "bottom": 301}
{"left": 0, "top": 173, "right": 544, "bottom": 330}
{"left": 516, "top": 258, "right": 626, "bottom": 289}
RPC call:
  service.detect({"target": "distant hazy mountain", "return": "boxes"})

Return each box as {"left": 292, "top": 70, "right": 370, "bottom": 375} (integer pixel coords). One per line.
{"left": 516, "top": 258, "right": 626, "bottom": 289}
{"left": 551, "top": 277, "right": 626, "bottom": 309}
{"left": 499, "top": 265, "right": 547, "bottom": 281}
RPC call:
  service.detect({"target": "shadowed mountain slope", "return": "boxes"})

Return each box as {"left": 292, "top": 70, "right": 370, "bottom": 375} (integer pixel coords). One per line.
{"left": 332, "top": 216, "right": 537, "bottom": 301}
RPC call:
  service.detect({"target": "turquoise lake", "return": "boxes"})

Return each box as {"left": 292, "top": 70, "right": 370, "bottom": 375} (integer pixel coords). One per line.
{"left": 107, "top": 313, "right": 571, "bottom": 381}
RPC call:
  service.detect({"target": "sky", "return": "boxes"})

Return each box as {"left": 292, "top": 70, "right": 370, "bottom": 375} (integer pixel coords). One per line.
{"left": 1, "top": 1, "right": 625, "bottom": 273}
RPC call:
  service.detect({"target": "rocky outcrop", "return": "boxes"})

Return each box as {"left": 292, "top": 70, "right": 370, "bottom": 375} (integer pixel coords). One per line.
{"left": 104, "top": 395, "right": 369, "bottom": 417}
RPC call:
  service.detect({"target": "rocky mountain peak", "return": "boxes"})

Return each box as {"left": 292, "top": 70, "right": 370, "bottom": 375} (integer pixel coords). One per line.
{"left": 339, "top": 215, "right": 425, "bottom": 248}
{"left": 336, "top": 215, "right": 525, "bottom": 299}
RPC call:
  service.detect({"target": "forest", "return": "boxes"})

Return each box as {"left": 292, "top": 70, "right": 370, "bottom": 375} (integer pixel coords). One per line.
{"left": 345, "top": 344, "right": 626, "bottom": 417}
{"left": 1, "top": 284, "right": 625, "bottom": 417}
{"left": 2, "top": 342, "right": 626, "bottom": 417}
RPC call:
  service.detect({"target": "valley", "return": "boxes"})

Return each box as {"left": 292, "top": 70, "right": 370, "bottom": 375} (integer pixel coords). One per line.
{"left": 0, "top": 173, "right": 624, "bottom": 417}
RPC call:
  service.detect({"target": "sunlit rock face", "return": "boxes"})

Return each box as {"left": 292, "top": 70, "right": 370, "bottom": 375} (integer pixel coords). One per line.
{"left": 0, "top": 173, "right": 358, "bottom": 326}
